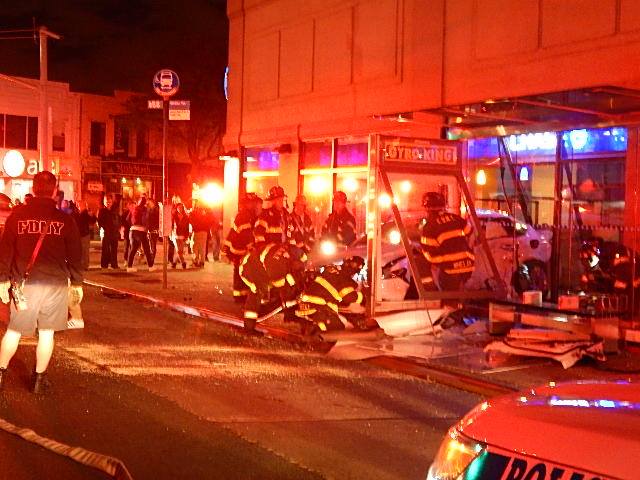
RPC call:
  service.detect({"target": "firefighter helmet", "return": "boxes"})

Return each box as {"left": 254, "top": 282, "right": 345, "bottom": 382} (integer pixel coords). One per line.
{"left": 333, "top": 191, "right": 348, "bottom": 203}
{"left": 267, "top": 185, "right": 286, "bottom": 200}
{"left": 241, "top": 192, "right": 262, "bottom": 209}
{"left": 293, "top": 194, "right": 307, "bottom": 206}
{"left": 422, "top": 191, "right": 446, "bottom": 210}
{"left": 342, "top": 256, "right": 365, "bottom": 276}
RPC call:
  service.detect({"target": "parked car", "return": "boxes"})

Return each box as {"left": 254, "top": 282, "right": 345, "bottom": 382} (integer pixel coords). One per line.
{"left": 308, "top": 209, "right": 552, "bottom": 300}
{"left": 427, "top": 380, "right": 640, "bottom": 480}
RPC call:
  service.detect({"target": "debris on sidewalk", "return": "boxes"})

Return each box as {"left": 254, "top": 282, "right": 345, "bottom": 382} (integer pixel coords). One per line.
{"left": 485, "top": 328, "right": 606, "bottom": 369}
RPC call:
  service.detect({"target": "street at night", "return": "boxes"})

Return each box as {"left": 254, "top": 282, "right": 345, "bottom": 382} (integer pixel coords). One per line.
{"left": 0, "top": 287, "right": 481, "bottom": 479}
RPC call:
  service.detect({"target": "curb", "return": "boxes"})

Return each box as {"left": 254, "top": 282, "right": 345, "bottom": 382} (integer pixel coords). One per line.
{"left": 85, "top": 279, "right": 518, "bottom": 397}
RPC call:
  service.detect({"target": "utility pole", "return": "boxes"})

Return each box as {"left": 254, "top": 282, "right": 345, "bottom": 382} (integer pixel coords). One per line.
{"left": 38, "top": 26, "right": 61, "bottom": 171}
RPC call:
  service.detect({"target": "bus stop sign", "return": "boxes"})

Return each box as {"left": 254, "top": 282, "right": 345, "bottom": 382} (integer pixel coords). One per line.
{"left": 153, "top": 69, "right": 180, "bottom": 98}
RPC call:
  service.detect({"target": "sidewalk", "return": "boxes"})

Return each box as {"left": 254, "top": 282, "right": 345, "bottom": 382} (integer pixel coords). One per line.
{"left": 85, "top": 243, "right": 640, "bottom": 393}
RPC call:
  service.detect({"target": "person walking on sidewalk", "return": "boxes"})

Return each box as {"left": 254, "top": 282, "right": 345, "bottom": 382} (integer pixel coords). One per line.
{"left": 76, "top": 201, "right": 97, "bottom": 271}
{"left": 147, "top": 198, "right": 160, "bottom": 264}
{"left": 121, "top": 200, "right": 134, "bottom": 266}
{"left": 0, "top": 171, "right": 83, "bottom": 393}
{"left": 98, "top": 195, "right": 121, "bottom": 269}
{"left": 127, "top": 197, "right": 155, "bottom": 272}
{"left": 190, "top": 203, "right": 214, "bottom": 268}
{"left": 172, "top": 203, "right": 190, "bottom": 269}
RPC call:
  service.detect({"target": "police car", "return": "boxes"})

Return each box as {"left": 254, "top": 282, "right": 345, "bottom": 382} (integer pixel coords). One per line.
{"left": 427, "top": 381, "right": 640, "bottom": 480}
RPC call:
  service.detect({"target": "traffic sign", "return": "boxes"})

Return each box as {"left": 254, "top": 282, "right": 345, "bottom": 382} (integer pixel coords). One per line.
{"left": 169, "top": 100, "right": 190, "bottom": 120}
{"left": 153, "top": 69, "right": 180, "bottom": 98}
{"left": 147, "top": 99, "right": 163, "bottom": 109}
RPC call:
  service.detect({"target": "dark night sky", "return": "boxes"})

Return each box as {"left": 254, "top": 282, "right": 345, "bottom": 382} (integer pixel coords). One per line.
{"left": 0, "top": 0, "right": 228, "bottom": 97}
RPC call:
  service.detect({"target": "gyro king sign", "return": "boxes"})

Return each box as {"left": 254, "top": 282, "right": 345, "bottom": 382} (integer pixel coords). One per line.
{"left": 384, "top": 141, "right": 458, "bottom": 165}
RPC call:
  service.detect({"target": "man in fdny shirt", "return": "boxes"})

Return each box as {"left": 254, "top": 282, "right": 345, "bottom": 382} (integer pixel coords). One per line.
{"left": 0, "top": 171, "right": 83, "bottom": 394}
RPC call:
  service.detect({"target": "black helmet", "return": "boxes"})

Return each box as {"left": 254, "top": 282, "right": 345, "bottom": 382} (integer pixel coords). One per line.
{"left": 422, "top": 192, "right": 446, "bottom": 210}
{"left": 267, "top": 185, "right": 286, "bottom": 201}
{"left": 342, "top": 256, "right": 365, "bottom": 276}
{"left": 241, "top": 192, "right": 262, "bottom": 208}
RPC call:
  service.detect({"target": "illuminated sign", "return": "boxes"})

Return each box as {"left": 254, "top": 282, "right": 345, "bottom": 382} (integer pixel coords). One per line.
{"left": 2, "top": 150, "right": 26, "bottom": 177}
{"left": 468, "top": 127, "right": 627, "bottom": 160}
{"left": 384, "top": 143, "right": 457, "bottom": 164}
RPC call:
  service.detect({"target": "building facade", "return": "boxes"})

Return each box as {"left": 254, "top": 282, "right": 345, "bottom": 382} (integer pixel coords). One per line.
{"left": 0, "top": 75, "right": 191, "bottom": 209}
{"left": 224, "top": 0, "right": 640, "bottom": 293}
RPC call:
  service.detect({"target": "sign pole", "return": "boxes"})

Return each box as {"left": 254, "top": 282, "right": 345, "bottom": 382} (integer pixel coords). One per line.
{"left": 152, "top": 68, "right": 180, "bottom": 290}
{"left": 162, "top": 97, "right": 169, "bottom": 289}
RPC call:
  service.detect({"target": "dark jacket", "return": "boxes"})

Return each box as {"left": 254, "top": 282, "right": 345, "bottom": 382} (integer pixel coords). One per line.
{"left": 321, "top": 209, "right": 356, "bottom": 246}
{"left": 223, "top": 208, "right": 257, "bottom": 264}
{"left": 0, "top": 197, "right": 83, "bottom": 286}
{"left": 254, "top": 206, "right": 289, "bottom": 245}
{"left": 190, "top": 208, "right": 214, "bottom": 233}
{"left": 173, "top": 212, "right": 190, "bottom": 238}
{"left": 302, "top": 265, "right": 363, "bottom": 311}
{"left": 420, "top": 211, "right": 474, "bottom": 275}
{"left": 130, "top": 204, "right": 148, "bottom": 230}
{"left": 77, "top": 209, "right": 97, "bottom": 237}
{"left": 290, "top": 211, "right": 315, "bottom": 254}
{"left": 147, "top": 206, "right": 160, "bottom": 232}
{"left": 98, "top": 205, "right": 121, "bottom": 239}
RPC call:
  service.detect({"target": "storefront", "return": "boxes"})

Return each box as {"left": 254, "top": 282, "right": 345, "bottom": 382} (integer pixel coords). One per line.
{"left": 101, "top": 157, "right": 162, "bottom": 202}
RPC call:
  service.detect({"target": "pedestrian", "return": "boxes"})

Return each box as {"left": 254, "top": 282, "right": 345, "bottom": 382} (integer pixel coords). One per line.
{"left": 122, "top": 200, "right": 134, "bottom": 265}
{"left": 321, "top": 191, "right": 356, "bottom": 247}
{"left": 239, "top": 242, "right": 305, "bottom": 334}
{"left": 147, "top": 198, "right": 160, "bottom": 264}
{"left": 206, "top": 211, "right": 222, "bottom": 262}
{"left": 295, "top": 256, "right": 365, "bottom": 334}
{"left": 222, "top": 193, "right": 262, "bottom": 303}
{"left": 419, "top": 192, "right": 474, "bottom": 291}
{"left": 76, "top": 201, "right": 97, "bottom": 270}
{"left": 0, "top": 171, "right": 83, "bottom": 393}
{"left": 290, "top": 194, "right": 315, "bottom": 257}
{"left": 172, "top": 203, "right": 190, "bottom": 269}
{"left": 98, "top": 195, "right": 121, "bottom": 269}
{"left": 190, "top": 203, "right": 214, "bottom": 267}
{"left": 127, "top": 197, "right": 155, "bottom": 272}
{"left": 254, "top": 186, "right": 290, "bottom": 246}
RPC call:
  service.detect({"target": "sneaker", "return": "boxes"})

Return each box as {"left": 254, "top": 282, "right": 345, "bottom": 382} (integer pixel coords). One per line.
{"left": 148, "top": 265, "right": 157, "bottom": 272}
{"left": 0, "top": 367, "right": 6, "bottom": 390}
{"left": 31, "top": 372, "right": 49, "bottom": 394}
{"left": 171, "top": 263, "right": 177, "bottom": 269}
{"left": 67, "top": 318, "right": 85, "bottom": 329}
{"left": 126, "top": 267, "right": 137, "bottom": 273}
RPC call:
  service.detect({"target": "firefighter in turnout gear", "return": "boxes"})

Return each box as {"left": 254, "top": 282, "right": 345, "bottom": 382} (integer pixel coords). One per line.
{"left": 290, "top": 195, "right": 315, "bottom": 256}
{"left": 254, "top": 186, "right": 290, "bottom": 246}
{"left": 580, "top": 239, "right": 640, "bottom": 313}
{"left": 222, "top": 193, "right": 262, "bottom": 303}
{"left": 239, "top": 243, "right": 305, "bottom": 334}
{"left": 321, "top": 191, "right": 356, "bottom": 247}
{"left": 295, "top": 256, "right": 365, "bottom": 333}
{"left": 419, "top": 192, "right": 474, "bottom": 291}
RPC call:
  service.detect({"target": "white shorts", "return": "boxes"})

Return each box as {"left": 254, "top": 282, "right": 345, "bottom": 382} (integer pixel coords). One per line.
{"left": 9, "top": 283, "right": 69, "bottom": 336}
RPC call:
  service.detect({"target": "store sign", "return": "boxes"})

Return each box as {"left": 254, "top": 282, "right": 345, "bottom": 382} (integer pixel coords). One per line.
{"left": 384, "top": 142, "right": 457, "bottom": 164}
{"left": 86, "top": 181, "right": 104, "bottom": 193}
{"left": 1, "top": 150, "right": 48, "bottom": 177}
{"left": 101, "top": 161, "right": 163, "bottom": 177}
{"left": 169, "top": 100, "right": 190, "bottom": 120}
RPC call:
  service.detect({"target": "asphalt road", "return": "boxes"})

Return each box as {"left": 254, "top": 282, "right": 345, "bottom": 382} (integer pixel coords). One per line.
{"left": 0, "top": 288, "right": 482, "bottom": 480}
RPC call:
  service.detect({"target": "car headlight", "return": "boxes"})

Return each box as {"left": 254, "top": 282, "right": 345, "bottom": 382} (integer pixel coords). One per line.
{"left": 320, "top": 240, "right": 337, "bottom": 256}
{"left": 388, "top": 229, "right": 401, "bottom": 245}
{"left": 427, "top": 429, "right": 485, "bottom": 480}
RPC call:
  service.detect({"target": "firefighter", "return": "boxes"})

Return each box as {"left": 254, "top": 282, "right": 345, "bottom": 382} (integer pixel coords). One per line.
{"left": 254, "top": 186, "right": 290, "bottom": 246}
{"left": 239, "top": 242, "right": 305, "bottom": 334}
{"left": 289, "top": 195, "right": 315, "bottom": 257}
{"left": 295, "top": 256, "right": 365, "bottom": 333}
{"left": 321, "top": 191, "right": 356, "bottom": 247}
{"left": 419, "top": 192, "right": 474, "bottom": 291}
{"left": 580, "top": 239, "right": 640, "bottom": 312}
{"left": 222, "top": 193, "right": 262, "bottom": 303}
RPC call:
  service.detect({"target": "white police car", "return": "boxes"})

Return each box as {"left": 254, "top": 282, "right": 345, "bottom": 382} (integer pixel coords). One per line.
{"left": 427, "top": 381, "right": 640, "bottom": 480}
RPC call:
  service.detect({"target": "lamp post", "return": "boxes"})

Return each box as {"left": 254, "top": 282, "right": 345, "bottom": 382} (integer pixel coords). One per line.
{"left": 38, "top": 27, "right": 61, "bottom": 171}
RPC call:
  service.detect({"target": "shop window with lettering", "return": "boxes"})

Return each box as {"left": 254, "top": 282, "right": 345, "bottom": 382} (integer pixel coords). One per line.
{"left": 114, "top": 120, "right": 129, "bottom": 155}
{"left": 5, "top": 115, "right": 27, "bottom": 149}
{"left": 244, "top": 148, "right": 280, "bottom": 200}
{"left": 90, "top": 121, "right": 105, "bottom": 156}
{"left": 52, "top": 120, "right": 65, "bottom": 152}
